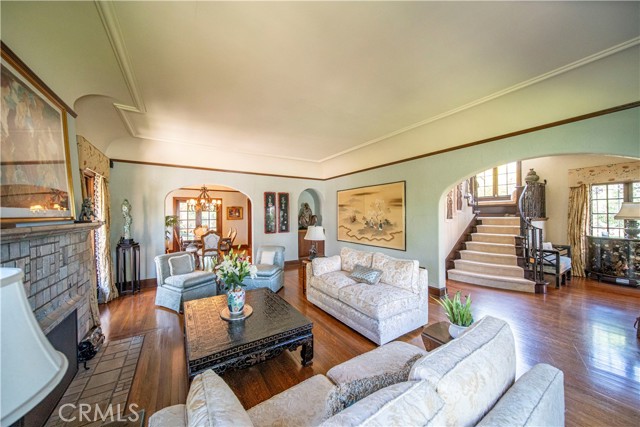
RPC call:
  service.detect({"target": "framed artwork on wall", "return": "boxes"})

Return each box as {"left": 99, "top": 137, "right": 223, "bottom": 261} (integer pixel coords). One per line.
{"left": 278, "top": 192, "right": 289, "bottom": 233}
{"left": 337, "top": 181, "right": 406, "bottom": 251}
{"left": 1, "top": 43, "right": 76, "bottom": 224}
{"left": 227, "top": 206, "right": 243, "bottom": 220}
{"left": 264, "top": 192, "right": 276, "bottom": 234}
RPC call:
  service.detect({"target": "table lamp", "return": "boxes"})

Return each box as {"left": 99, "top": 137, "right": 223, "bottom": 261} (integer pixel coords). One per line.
{"left": 304, "top": 225, "right": 325, "bottom": 260}
{"left": 1, "top": 268, "right": 68, "bottom": 426}
{"left": 614, "top": 202, "right": 640, "bottom": 239}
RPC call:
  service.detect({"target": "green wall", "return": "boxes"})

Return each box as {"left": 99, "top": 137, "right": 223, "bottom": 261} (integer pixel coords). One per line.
{"left": 323, "top": 107, "right": 640, "bottom": 287}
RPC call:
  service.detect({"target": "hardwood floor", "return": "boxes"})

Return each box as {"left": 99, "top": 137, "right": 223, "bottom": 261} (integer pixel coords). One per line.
{"left": 99, "top": 269, "right": 640, "bottom": 426}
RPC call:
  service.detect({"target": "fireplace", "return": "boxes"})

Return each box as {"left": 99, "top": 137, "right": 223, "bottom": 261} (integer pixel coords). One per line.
{"left": 0, "top": 222, "right": 100, "bottom": 426}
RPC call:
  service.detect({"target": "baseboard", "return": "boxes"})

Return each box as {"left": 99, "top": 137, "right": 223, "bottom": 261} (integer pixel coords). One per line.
{"left": 428, "top": 286, "right": 447, "bottom": 297}
{"left": 140, "top": 278, "right": 157, "bottom": 288}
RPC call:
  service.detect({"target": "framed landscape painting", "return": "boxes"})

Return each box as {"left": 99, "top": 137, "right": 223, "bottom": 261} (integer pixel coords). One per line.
{"left": 1, "top": 44, "right": 75, "bottom": 223}
{"left": 337, "top": 181, "right": 406, "bottom": 251}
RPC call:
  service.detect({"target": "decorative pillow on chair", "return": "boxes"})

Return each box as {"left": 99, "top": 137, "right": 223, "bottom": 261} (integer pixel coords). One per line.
{"left": 542, "top": 242, "right": 553, "bottom": 250}
{"left": 260, "top": 251, "right": 276, "bottom": 265}
{"left": 349, "top": 264, "right": 383, "bottom": 285}
{"left": 169, "top": 254, "right": 194, "bottom": 276}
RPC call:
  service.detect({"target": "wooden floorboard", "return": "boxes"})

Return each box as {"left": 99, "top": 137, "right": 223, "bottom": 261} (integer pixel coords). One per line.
{"left": 99, "top": 269, "right": 640, "bottom": 426}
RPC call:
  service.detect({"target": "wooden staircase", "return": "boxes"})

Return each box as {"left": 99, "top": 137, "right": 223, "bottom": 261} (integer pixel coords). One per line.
{"left": 447, "top": 216, "right": 537, "bottom": 293}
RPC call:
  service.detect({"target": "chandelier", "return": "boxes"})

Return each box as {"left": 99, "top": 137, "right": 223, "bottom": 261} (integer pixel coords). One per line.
{"left": 188, "top": 185, "right": 221, "bottom": 212}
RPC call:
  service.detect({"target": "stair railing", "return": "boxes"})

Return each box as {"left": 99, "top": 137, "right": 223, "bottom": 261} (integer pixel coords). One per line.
{"left": 518, "top": 184, "right": 545, "bottom": 285}
{"left": 464, "top": 176, "right": 480, "bottom": 214}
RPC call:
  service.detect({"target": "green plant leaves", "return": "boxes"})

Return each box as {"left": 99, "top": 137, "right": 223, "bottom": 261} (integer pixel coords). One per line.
{"left": 431, "top": 291, "right": 474, "bottom": 327}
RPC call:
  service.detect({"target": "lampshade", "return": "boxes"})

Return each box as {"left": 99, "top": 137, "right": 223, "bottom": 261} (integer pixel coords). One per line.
{"left": 304, "top": 225, "right": 325, "bottom": 241}
{"left": 1, "top": 268, "right": 68, "bottom": 426}
{"left": 614, "top": 202, "right": 640, "bottom": 220}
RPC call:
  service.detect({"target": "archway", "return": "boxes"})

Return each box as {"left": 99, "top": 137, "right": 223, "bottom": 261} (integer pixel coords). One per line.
{"left": 437, "top": 153, "right": 638, "bottom": 288}
{"left": 164, "top": 184, "right": 252, "bottom": 256}
{"left": 296, "top": 188, "right": 324, "bottom": 259}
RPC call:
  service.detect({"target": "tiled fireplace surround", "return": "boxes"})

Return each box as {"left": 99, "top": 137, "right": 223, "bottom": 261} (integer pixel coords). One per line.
{"left": 0, "top": 222, "right": 100, "bottom": 339}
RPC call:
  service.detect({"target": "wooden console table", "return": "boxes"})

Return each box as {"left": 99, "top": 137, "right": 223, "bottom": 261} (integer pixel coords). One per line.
{"left": 299, "top": 259, "right": 311, "bottom": 296}
{"left": 421, "top": 321, "right": 453, "bottom": 351}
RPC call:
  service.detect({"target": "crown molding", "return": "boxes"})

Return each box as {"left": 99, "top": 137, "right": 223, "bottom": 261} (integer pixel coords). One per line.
{"left": 112, "top": 102, "right": 640, "bottom": 181}
{"left": 95, "top": 0, "right": 146, "bottom": 114}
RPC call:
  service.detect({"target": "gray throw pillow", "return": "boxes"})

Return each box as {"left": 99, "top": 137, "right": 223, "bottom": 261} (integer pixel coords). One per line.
{"left": 168, "top": 254, "right": 194, "bottom": 276}
{"left": 349, "top": 264, "right": 383, "bottom": 285}
{"left": 325, "top": 354, "right": 423, "bottom": 416}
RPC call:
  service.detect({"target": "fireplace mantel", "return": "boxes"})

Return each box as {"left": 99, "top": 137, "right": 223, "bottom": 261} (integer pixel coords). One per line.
{"left": 1, "top": 221, "right": 102, "bottom": 243}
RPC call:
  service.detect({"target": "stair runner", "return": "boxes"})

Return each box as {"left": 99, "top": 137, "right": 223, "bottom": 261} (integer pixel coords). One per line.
{"left": 447, "top": 216, "right": 536, "bottom": 293}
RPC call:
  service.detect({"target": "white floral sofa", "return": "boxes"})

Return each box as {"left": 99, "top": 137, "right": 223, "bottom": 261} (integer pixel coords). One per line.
{"left": 149, "top": 316, "right": 565, "bottom": 427}
{"left": 306, "top": 247, "right": 428, "bottom": 345}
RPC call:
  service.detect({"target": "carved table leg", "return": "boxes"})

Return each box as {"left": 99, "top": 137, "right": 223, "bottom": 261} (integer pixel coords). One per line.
{"left": 301, "top": 336, "right": 314, "bottom": 366}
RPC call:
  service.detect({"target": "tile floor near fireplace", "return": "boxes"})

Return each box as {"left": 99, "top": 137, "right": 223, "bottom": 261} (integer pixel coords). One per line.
{"left": 45, "top": 335, "right": 144, "bottom": 427}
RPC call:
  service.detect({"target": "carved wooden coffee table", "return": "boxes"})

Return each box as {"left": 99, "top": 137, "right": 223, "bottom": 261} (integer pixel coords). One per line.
{"left": 183, "top": 288, "right": 314, "bottom": 378}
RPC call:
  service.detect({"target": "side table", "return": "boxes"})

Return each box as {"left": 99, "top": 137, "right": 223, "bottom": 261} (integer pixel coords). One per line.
{"left": 421, "top": 321, "right": 453, "bottom": 351}
{"left": 116, "top": 240, "right": 141, "bottom": 295}
{"left": 299, "top": 259, "right": 311, "bottom": 296}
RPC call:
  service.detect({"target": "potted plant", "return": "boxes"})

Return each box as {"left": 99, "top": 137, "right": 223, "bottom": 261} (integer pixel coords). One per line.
{"left": 432, "top": 291, "right": 474, "bottom": 338}
{"left": 215, "top": 249, "right": 258, "bottom": 314}
{"left": 165, "top": 215, "right": 179, "bottom": 253}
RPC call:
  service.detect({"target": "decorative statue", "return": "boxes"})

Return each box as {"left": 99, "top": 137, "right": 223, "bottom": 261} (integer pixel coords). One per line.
{"left": 122, "top": 199, "right": 132, "bottom": 240}
{"left": 78, "top": 198, "right": 95, "bottom": 222}
{"left": 298, "top": 203, "right": 313, "bottom": 229}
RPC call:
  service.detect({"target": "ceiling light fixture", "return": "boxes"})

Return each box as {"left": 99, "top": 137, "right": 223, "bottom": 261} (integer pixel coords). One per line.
{"left": 188, "top": 185, "right": 221, "bottom": 212}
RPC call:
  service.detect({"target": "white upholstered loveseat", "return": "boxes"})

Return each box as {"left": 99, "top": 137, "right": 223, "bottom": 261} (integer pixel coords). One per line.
{"left": 306, "top": 247, "right": 428, "bottom": 345}
{"left": 149, "top": 316, "right": 565, "bottom": 427}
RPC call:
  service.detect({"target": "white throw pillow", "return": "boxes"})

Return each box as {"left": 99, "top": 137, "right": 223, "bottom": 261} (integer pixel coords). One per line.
{"left": 261, "top": 250, "right": 276, "bottom": 265}
{"left": 169, "top": 254, "right": 194, "bottom": 276}
{"left": 542, "top": 242, "right": 553, "bottom": 250}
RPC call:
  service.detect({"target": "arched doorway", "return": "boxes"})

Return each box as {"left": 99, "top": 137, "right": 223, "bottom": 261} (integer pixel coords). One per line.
{"left": 437, "top": 153, "right": 637, "bottom": 288}
{"left": 164, "top": 184, "right": 252, "bottom": 256}
{"left": 296, "top": 188, "right": 324, "bottom": 259}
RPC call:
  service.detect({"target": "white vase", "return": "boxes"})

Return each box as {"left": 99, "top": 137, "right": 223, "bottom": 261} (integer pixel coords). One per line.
{"left": 448, "top": 323, "right": 469, "bottom": 339}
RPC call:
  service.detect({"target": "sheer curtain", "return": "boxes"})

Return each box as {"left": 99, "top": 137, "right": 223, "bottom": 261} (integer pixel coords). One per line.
{"left": 567, "top": 184, "right": 588, "bottom": 277}
{"left": 94, "top": 174, "right": 119, "bottom": 303}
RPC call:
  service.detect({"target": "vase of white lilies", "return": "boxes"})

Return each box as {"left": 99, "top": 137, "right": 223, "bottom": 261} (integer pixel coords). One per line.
{"left": 215, "top": 249, "right": 258, "bottom": 314}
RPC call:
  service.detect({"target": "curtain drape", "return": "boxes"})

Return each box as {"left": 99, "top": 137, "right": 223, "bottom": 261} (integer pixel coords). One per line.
{"left": 95, "top": 174, "right": 119, "bottom": 303}
{"left": 567, "top": 184, "right": 588, "bottom": 277}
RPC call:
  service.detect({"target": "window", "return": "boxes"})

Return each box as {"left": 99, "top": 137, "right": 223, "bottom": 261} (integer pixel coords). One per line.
{"left": 590, "top": 182, "right": 639, "bottom": 237}
{"left": 174, "top": 198, "right": 222, "bottom": 242}
{"left": 476, "top": 162, "right": 520, "bottom": 199}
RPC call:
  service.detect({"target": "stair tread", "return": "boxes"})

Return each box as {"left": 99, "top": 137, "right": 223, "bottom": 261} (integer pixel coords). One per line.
{"left": 447, "top": 269, "right": 535, "bottom": 284}
{"left": 479, "top": 216, "right": 520, "bottom": 219}
{"left": 454, "top": 259, "right": 523, "bottom": 270}
{"left": 459, "top": 250, "right": 517, "bottom": 258}
{"left": 472, "top": 232, "right": 520, "bottom": 237}
{"left": 466, "top": 241, "right": 515, "bottom": 247}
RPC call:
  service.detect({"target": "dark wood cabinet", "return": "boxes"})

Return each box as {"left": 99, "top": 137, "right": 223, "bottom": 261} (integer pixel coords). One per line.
{"left": 298, "top": 229, "right": 324, "bottom": 259}
{"left": 586, "top": 236, "right": 639, "bottom": 286}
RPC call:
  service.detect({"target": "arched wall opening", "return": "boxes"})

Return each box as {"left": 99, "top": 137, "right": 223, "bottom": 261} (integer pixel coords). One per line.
{"left": 163, "top": 184, "right": 252, "bottom": 255}
{"left": 436, "top": 153, "right": 639, "bottom": 288}
{"left": 296, "top": 188, "right": 324, "bottom": 259}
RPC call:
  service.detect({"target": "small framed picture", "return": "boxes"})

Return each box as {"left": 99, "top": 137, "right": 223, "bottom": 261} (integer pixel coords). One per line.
{"left": 227, "top": 206, "right": 243, "bottom": 220}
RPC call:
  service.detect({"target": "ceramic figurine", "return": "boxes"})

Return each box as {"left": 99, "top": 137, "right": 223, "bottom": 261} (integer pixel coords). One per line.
{"left": 122, "top": 199, "right": 132, "bottom": 240}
